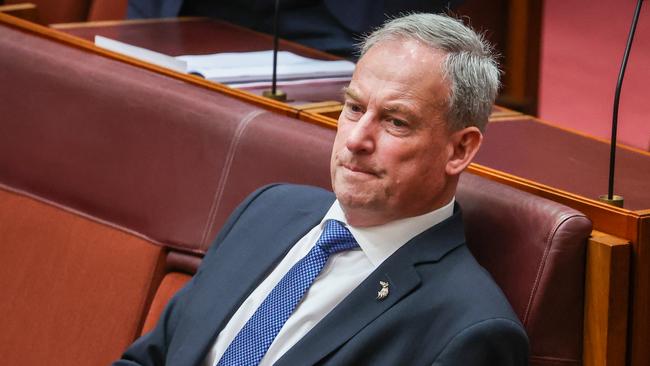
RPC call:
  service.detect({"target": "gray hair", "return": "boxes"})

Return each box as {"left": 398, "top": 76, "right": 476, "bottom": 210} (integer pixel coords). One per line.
{"left": 359, "top": 13, "right": 500, "bottom": 132}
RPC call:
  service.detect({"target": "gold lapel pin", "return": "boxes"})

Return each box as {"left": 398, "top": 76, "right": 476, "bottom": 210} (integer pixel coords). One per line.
{"left": 376, "top": 281, "right": 389, "bottom": 301}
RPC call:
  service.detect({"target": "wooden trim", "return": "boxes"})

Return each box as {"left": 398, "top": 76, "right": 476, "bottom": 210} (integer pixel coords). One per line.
{"left": 498, "top": 0, "right": 543, "bottom": 114}
{"left": 294, "top": 100, "right": 341, "bottom": 111}
{"left": 636, "top": 209, "right": 650, "bottom": 217}
{"left": 297, "top": 103, "right": 343, "bottom": 120}
{"left": 487, "top": 115, "right": 533, "bottom": 123}
{"left": 488, "top": 110, "right": 524, "bottom": 120}
{"left": 505, "top": 0, "right": 532, "bottom": 99}
{"left": 0, "top": 3, "right": 36, "bottom": 12}
{"left": 583, "top": 230, "right": 630, "bottom": 366}
{"left": 50, "top": 16, "right": 205, "bottom": 30}
{"left": 0, "top": 3, "right": 37, "bottom": 23}
{"left": 629, "top": 217, "right": 650, "bottom": 366}
{"left": 467, "top": 164, "right": 641, "bottom": 240}
{"left": 297, "top": 110, "right": 338, "bottom": 129}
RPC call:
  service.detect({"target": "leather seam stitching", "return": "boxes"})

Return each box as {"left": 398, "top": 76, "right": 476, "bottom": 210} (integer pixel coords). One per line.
{"left": 199, "top": 109, "right": 265, "bottom": 248}
{"left": 522, "top": 213, "right": 584, "bottom": 325}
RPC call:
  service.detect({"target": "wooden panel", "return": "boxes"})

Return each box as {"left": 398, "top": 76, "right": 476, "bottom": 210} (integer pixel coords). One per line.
{"left": 630, "top": 216, "right": 650, "bottom": 366}
{"left": 0, "top": 3, "right": 37, "bottom": 23}
{"left": 502, "top": 0, "right": 543, "bottom": 114}
{"left": 87, "top": 0, "right": 127, "bottom": 21}
{"left": 5, "top": 0, "right": 90, "bottom": 24}
{"left": 456, "top": 0, "right": 542, "bottom": 115}
{"left": 297, "top": 101, "right": 342, "bottom": 120}
{"left": 583, "top": 231, "right": 630, "bottom": 366}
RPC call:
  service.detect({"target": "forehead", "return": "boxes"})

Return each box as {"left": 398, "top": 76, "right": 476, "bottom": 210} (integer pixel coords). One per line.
{"left": 348, "top": 39, "right": 449, "bottom": 110}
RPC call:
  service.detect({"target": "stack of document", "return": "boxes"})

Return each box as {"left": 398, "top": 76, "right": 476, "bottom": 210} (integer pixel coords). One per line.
{"left": 95, "top": 36, "right": 355, "bottom": 86}
{"left": 177, "top": 51, "right": 355, "bottom": 84}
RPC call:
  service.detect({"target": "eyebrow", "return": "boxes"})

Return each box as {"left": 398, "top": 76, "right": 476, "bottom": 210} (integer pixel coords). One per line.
{"left": 342, "top": 86, "right": 362, "bottom": 101}
{"left": 341, "top": 86, "right": 419, "bottom": 121}
{"left": 383, "top": 104, "right": 418, "bottom": 121}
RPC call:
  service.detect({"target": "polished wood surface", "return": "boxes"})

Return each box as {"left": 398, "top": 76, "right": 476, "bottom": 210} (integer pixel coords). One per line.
{"left": 584, "top": 231, "right": 630, "bottom": 366}
{"left": 456, "top": 0, "right": 542, "bottom": 115}
{"left": 54, "top": 17, "right": 339, "bottom": 60}
{"left": 55, "top": 18, "right": 348, "bottom": 105}
{"left": 631, "top": 218, "right": 650, "bottom": 366}
{"left": 0, "top": 2, "right": 37, "bottom": 22}
{"left": 477, "top": 117, "right": 650, "bottom": 211}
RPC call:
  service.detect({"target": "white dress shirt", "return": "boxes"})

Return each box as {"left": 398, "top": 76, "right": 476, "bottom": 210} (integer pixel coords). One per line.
{"left": 203, "top": 198, "right": 454, "bottom": 366}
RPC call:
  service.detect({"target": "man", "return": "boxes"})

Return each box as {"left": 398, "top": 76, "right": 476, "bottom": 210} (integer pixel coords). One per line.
{"left": 115, "top": 13, "right": 528, "bottom": 365}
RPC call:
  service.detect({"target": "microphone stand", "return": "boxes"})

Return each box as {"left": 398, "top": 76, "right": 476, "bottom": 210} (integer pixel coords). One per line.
{"left": 599, "top": 0, "right": 645, "bottom": 208}
{"left": 263, "top": 0, "right": 287, "bottom": 102}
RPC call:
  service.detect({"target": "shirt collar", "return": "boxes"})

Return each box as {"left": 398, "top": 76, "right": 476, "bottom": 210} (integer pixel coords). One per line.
{"left": 320, "top": 198, "right": 455, "bottom": 267}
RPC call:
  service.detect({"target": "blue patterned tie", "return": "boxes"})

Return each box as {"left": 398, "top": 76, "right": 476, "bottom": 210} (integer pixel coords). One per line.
{"left": 216, "top": 219, "right": 359, "bottom": 366}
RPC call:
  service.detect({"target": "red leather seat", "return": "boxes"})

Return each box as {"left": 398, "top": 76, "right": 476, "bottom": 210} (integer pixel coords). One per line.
{"left": 458, "top": 173, "right": 591, "bottom": 365}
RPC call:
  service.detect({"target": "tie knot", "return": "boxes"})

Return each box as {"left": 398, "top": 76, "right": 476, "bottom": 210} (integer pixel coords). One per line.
{"left": 317, "top": 220, "right": 358, "bottom": 254}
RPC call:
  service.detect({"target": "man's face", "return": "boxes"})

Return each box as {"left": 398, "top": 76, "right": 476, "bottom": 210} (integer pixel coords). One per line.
{"left": 330, "top": 38, "right": 459, "bottom": 227}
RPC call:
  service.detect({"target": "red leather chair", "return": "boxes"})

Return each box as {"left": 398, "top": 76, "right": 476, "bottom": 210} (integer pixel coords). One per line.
{"left": 458, "top": 173, "right": 591, "bottom": 365}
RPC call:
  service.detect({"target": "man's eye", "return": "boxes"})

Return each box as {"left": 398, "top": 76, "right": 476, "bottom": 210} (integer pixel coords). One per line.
{"left": 347, "top": 103, "right": 363, "bottom": 113}
{"left": 391, "top": 119, "right": 407, "bottom": 127}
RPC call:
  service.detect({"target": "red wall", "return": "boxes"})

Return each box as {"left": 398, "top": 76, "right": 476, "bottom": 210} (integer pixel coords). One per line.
{"left": 538, "top": 0, "right": 650, "bottom": 150}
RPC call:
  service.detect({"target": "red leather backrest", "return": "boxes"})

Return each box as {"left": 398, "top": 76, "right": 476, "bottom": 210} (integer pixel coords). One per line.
{"left": 457, "top": 173, "right": 592, "bottom": 366}
{"left": 0, "top": 23, "right": 332, "bottom": 254}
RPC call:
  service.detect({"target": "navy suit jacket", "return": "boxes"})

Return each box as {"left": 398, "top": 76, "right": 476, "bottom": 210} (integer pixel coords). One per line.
{"left": 115, "top": 184, "right": 528, "bottom": 365}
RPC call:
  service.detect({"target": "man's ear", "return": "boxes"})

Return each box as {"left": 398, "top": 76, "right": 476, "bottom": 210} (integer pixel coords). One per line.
{"left": 445, "top": 126, "right": 483, "bottom": 176}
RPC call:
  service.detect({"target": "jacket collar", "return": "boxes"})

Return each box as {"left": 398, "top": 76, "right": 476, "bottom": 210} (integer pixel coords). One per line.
{"left": 276, "top": 206, "right": 466, "bottom": 365}
{"left": 169, "top": 198, "right": 332, "bottom": 366}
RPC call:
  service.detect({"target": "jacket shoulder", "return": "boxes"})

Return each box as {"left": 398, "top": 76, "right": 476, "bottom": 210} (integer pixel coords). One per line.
{"left": 247, "top": 183, "right": 334, "bottom": 210}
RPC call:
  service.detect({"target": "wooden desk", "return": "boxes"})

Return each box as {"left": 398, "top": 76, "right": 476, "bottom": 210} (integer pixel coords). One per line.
{"left": 53, "top": 18, "right": 534, "bottom": 117}
{"left": 54, "top": 18, "right": 350, "bottom": 105}
{"left": 6, "top": 14, "right": 648, "bottom": 366}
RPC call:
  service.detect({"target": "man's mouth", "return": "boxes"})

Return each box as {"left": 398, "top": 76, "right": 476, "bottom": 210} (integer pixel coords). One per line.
{"left": 341, "top": 162, "right": 379, "bottom": 177}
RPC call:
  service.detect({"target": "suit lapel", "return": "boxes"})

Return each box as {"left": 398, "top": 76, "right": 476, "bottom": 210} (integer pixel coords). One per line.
{"left": 169, "top": 200, "right": 331, "bottom": 366}
{"left": 276, "top": 210, "right": 466, "bottom": 365}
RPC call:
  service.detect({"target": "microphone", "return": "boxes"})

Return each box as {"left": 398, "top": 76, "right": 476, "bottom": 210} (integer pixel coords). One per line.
{"left": 599, "top": 0, "right": 645, "bottom": 208}
{"left": 262, "top": 0, "right": 287, "bottom": 102}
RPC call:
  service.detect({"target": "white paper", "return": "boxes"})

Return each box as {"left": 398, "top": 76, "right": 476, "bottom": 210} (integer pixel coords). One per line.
{"left": 95, "top": 36, "right": 187, "bottom": 74}
{"left": 176, "top": 50, "right": 355, "bottom": 84}
{"left": 92, "top": 37, "right": 355, "bottom": 86}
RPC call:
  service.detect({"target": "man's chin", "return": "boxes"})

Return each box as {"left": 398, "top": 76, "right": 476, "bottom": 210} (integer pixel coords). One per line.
{"left": 335, "top": 189, "right": 380, "bottom": 210}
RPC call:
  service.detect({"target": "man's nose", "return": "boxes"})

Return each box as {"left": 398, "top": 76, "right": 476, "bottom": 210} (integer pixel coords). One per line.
{"left": 345, "top": 114, "right": 376, "bottom": 154}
